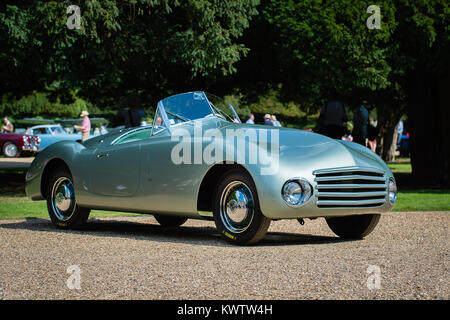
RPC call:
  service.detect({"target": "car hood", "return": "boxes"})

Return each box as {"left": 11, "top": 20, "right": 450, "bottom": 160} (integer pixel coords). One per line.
{"left": 219, "top": 122, "right": 334, "bottom": 148}
{"left": 217, "top": 122, "right": 390, "bottom": 177}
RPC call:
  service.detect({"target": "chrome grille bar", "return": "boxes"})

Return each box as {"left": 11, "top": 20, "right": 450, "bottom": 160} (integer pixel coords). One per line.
{"left": 314, "top": 167, "right": 387, "bottom": 208}
{"left": 317, "top": 191, "right": 387, "bottom": 198}
{"left": 316, "top": 184, "right": 387, "bottom": 189}
{"left": 316, "top": 199, "right": 386, "bottom": 206}
{"left": 315, "top": 175, "right": 385, "bottom": 182}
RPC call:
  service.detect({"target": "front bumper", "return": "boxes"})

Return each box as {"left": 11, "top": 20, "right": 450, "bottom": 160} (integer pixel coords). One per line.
{"left": 22, "top": 145, "right": 40, "bottom": 152}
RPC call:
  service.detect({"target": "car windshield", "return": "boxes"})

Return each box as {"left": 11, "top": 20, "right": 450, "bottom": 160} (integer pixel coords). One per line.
{"left": 160, "top": 92, "right": 214, "bottom": 124}
{"left": 159, "top": 91, "right": 240, "bottom": 125}
{"left": 50, "top": 126, "right": 64, "bottom": 134}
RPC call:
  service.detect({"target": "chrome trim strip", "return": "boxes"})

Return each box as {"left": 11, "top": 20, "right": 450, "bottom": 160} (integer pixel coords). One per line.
{"left": 316, "top": 184, "right": 387, "bottom": 189}
{"left": 315, "top": 175, "right": 386, "bottom": 182}
{"left": 317, "top": 199, "right": 386, "bottom": 206}
{"left": 316, "top": 191, "right": 387, "bottom": 198}
{"left": 313, "top": 166, "right": 385, "bottom": 175}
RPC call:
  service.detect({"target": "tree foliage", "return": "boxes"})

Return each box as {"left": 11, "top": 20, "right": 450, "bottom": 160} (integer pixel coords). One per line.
{"left": 0, "top": 0, "right": 259, "bottom": 108}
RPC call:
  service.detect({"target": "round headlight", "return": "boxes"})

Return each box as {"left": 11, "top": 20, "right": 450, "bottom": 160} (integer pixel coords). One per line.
{"left": 388, "top": 178, "right": 397, "bottom": 204}
{"left": 282, "top": 178, "right": 313, "bottom": 207}
{"left": 283, "top": 182, "right": 302, "bottom": 206}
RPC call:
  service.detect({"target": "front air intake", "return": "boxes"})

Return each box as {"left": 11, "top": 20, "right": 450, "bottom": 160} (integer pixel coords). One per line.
{"left": 313, "top": 167, "right": 387, "bottom": 208}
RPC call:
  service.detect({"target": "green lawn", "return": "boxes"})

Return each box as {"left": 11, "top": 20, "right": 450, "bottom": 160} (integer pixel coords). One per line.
{"left": 388, "top": 162, "right": 412, "bottom": 174}
{"left": 392, "top": 190, "right": 450, "bottom": 211}
{"left": 0, "top": 196, "right": 140, "bottom": 219}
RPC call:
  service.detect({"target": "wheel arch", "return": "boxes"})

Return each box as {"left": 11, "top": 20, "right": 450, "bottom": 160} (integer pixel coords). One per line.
{"left": 1, "top": 139, "right": 16, "bottom": 148}
{"left": 41, "top": 158, "right": 72, "bottom": 199}
{"left": 197, "top": 162, "right": 256, "bottom": 213}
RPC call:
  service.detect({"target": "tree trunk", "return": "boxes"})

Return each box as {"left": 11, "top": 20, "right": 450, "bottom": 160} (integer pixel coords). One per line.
{"left": 376, "top": 105, "right": 404, "bottom": 162}
{"left": 406, "top": 69, "right": 450, "bottom": 187}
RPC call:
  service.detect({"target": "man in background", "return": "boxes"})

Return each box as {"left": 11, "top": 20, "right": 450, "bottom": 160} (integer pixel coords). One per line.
{"left": 246, "top": 113, "right": 255, "bottom": 124}
{"left": 352, "top": 101, "right": 369, "bottom": 146}
{"left": 317, "top": 94, "right": 348, "bottom": 139}
{"left": 1, "top": 117, "right": 14, "bottom": 133}
{"left": 263, "top": 114, "right": 273, "bottom": 126}
{"left": 74, "top": 111, "right": 91, "bottom": 142}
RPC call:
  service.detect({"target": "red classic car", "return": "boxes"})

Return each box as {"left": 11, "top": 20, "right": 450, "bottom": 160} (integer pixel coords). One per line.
{"left": 0, "top": 132, "right": 40, "bottom": 157}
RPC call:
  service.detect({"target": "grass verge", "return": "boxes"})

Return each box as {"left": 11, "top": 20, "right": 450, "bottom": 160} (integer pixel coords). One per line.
{"left": 0, "top": 197, "right": 140, "bottom": 219}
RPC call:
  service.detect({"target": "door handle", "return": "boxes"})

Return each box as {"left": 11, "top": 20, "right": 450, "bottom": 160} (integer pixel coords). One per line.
{"left": 97, "top": 153, "right": 109, "bottom": 159}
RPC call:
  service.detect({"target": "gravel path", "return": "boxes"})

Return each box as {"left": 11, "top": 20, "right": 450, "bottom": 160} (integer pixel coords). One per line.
{"left": 0, "top": 212, "right": 448, "bottom": 300}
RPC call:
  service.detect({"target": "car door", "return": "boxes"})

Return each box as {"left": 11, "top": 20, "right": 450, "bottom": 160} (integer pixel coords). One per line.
{"left": 89, "top": 139, "right": 141, "bottom": 197}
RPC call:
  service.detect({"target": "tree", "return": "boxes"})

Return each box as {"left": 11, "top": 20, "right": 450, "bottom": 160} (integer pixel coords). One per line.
{"left": 391, "top": 0, "right": 450, "bottom": 186}
{"left": 233, "top": 0, "right": 449, "bottom": 185}
{"left": 0, "top": 0, "right": 259, "bottom": 108}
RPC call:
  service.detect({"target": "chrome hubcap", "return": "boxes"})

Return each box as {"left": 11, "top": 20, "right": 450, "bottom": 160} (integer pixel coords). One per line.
{"left": 51, "top": 177, "right": 75, "bottom": 221}
{"left": 220, "top": 181, "right": 254, "bottom": 233}
{"left": 5, "top": 144, "right": 17, "bottom": 157}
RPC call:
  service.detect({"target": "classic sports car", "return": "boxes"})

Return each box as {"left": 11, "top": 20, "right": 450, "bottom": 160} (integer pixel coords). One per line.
{"left": 0, "top": 132, "right": 40, "bottom": 157}
{"left": 26, "top": 124, "right": 82, "bottom": 150}
{"left": 26, "top": 91, "right": 397, "bottom": 245}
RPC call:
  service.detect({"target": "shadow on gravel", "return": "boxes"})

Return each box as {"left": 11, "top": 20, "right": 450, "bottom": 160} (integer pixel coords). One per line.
{"left": 0, "top": 217, "right": 349, "bottom": 247}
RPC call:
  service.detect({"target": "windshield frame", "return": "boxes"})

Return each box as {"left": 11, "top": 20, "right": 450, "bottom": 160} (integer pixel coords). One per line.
{"left": 155, "top": 91, "right": 243, "bottom": 131}
{"left": 153, "top": 91, "right": 226, "bottom": 134}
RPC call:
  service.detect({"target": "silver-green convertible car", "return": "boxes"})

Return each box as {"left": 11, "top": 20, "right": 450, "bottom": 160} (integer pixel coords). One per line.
{"left": 26, "top": 91, "right": 397, "bottom": 245}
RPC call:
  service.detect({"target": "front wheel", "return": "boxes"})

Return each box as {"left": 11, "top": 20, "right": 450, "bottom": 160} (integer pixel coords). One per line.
{"left": 46, "top": 167, "right": 90, "bottom": 229}
{"left": 326, "top": 214, "right": 380, "bottom": 239}
{"left": 213, "top": 169, "right": 271, "bottom": 245}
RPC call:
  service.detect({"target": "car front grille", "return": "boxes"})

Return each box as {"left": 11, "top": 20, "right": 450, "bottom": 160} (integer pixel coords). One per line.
{"left": 313, "top": 167, "right": 387, "bottom": 208}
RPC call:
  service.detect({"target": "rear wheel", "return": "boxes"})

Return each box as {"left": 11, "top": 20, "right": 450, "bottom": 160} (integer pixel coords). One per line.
{"left": 2, "top": 141, "right": 20, "bottom": 157}
{"left": 213, "top": 169, "right": 271, "bottom": 245}
{"left": 153, "top": 215, "right": 187, "bottom": 227}
{"left": 326, "top": 214, "right": 380, "bottom": 239}
{"left": 46, "top": 167, "right": 90, "bottom": 229}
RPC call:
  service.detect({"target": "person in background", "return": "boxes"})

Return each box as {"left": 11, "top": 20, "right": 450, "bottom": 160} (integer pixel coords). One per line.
{"left": 246, "top": 113, "right": 255, "bottom": 124}
{"left": 399, "top": 132, "right": 410, "bottom": 157}
{"left": 367, "top": 118, "right": 379, "bottom": 152}
{"left": 271, "top": 115, "right": 281, "bottom": 127}
{"left": 1, "top": 117, "right": 14, "bottom": 133}
{"left": 397, "top": 120, "right": 404, "bottom": 136}
{"left": 74, "top": 110, "right": 91, "bottom": 142}
{"left": 352, "top": 101, "right": 369, "bottom": 146}
{"left": 128, "top": 95, "right": 145, "bottom": 127}
{"left": 397, "top": 119, "right": 404, "bottom": 144}
{"left": 100, "top": 125, "right": 108, "bottom": 135}
{"left": 317, "top": 93, "right": 348, "bottom": 139}
{"left": 263, "top": 114, "right": 273, "bottom": 126}
{"left": 155, "top": 116, "right": 163, "bottom": 127}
